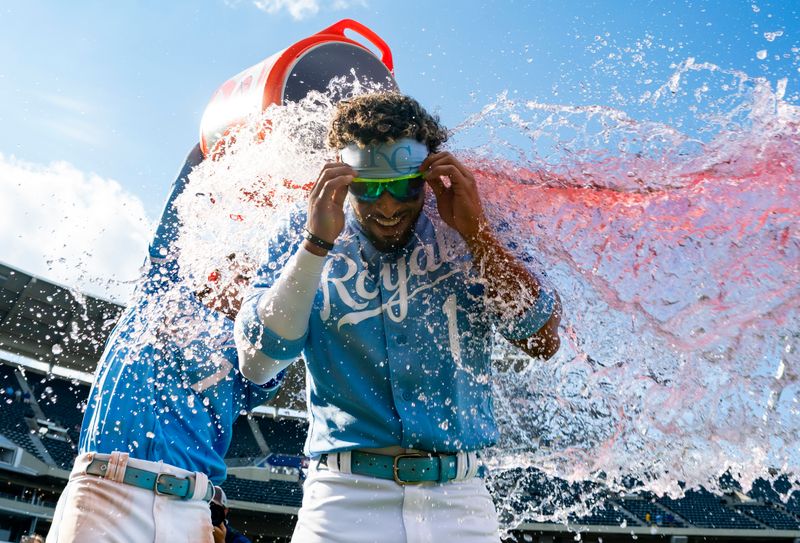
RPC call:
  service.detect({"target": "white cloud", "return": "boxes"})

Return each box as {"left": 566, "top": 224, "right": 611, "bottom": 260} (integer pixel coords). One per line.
{"left": 331, "top": 0, "right": 367, "bottom": 10}
{"left": 251, "top": 0, "right": 366, "bottom": 20}
{"left": 0, "top": 154, "right": 153, "bottom": 303}
{"left": 253, "top": 0, "right": 319, "bottom": 19}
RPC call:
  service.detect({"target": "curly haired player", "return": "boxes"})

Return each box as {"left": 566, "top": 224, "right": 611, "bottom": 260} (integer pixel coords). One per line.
{"left": 235, "top": 92, "right": 561, "bottom": 542}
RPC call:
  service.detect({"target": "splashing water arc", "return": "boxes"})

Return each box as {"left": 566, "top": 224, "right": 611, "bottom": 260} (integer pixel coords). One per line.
{"left": 173, "top": 63, "right": 799, "bottom": 527}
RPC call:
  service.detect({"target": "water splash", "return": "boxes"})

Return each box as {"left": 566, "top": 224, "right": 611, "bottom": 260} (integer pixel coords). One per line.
{"left": 455, "top": 62, "right": 799, "bottom": 526}
{"left": 166, "top": 60, "right": 799, "bottom": 530}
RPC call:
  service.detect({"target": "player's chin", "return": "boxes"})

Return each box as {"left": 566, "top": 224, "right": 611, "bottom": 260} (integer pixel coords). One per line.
{"left": 368, "top": 221, "right": 415, "bottom": 252}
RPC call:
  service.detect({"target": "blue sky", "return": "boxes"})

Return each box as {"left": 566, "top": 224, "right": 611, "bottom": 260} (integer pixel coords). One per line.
{"left": 0, "top": 0, "right": 797, "bottom": 298}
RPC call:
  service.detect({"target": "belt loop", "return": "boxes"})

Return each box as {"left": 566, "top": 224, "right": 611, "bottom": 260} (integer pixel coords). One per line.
{"left": 337, "top": 451, "right": 352, "bottom": 474}
{"left": 454, "top": 451, "right": 469, "bottom": 481}
{"left": 106, "top": 451, "right": 129, "bottom": 484}
{"left": 452, "top": 451, "right": 479, "bottom": 481}
{"left": 190, "top": 472, "right": 210, "bottom": 501}
{"left": 74, "top": 452, "right": 94, "bottom": 476}
{"left": 466, "top": 451, "right": 479, "bottom": 479}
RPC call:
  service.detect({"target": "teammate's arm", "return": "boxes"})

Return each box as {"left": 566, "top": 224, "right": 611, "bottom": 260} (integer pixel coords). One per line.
{"left": 149, "top": 144, "right": 204, "bottom": 268}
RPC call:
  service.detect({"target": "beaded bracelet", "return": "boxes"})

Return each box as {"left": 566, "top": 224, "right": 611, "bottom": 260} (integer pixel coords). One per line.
{"left": 303, "top": 229, "right": 335, "bottom": 251}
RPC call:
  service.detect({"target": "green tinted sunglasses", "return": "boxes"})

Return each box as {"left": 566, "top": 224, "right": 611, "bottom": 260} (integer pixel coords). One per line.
{"left": 349, "top": 172, "right": 425, "bottom": 202}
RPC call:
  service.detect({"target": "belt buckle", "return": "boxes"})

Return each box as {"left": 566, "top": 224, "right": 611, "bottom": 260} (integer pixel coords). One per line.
{"left": 392, "top": 453, "right": 429, "bottom": 486}
{"left": 154, "top": 472, "right": 173, "bottom": 497}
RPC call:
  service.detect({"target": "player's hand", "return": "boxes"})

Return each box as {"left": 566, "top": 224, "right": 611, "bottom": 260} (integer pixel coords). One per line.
{"left": 421, "top": 152, "right": 486, "bottom": 242}
{"left": 212, "top": 523, "right": 227, "bottom": 543}
{"left": 305, "top": 162, "right": 355, "bottom": 254}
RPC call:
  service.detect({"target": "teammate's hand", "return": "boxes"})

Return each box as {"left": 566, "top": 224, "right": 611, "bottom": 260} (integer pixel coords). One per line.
{"left": 212, "top": 523, "right": 227, "bottom": 543}
{"left": 305, "top": 162, "right": 355, "bottom": 254}
{"left": 421, "top": 152, "right": 486, "bottom": 242}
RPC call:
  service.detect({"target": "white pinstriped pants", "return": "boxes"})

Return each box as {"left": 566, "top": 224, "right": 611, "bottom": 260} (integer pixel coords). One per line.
{"left": 292, "top": 451, "right": 501, "bottom": 543}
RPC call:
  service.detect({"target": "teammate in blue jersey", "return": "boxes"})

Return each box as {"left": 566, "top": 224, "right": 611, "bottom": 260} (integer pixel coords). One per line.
{"left": 234, "top": 93, "right": 562, "bottom": 542}
{"left": 47, "top": 145, "right": 281, "bottom": 543}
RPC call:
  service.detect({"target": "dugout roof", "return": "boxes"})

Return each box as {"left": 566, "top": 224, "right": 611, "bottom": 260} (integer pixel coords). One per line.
{"left": 0, "top": 262, "right": 121, "bottom": 374}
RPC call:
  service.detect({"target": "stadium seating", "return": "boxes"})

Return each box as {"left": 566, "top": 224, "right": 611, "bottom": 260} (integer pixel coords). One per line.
{"left": 221, "top": 476, "right": 303, "bottom": 508}
{"left": 225, "top": 416, "right": 264, "bottom": 460}
{"left": 657, "top": 489, "right": 763, "bottom": 529}
{"left": 0, "top": 365, "right": 45, "bottom": 462}
{"left": 748, "top": 477, "right": 800, "bottom": 517}
{"left": 734, "top": 504, "right": 800, "bottom": 530}
{"left": 621, "top": 496, "right": 685, "bottom": 527}
{"left": 787, "top": 493, "right": 800, "bottom": 517}
{"left": 27, "top": 374, "right": 89, "bottom": 443}
{"left": 568, "top": 502, "right": 638, "bottom": 526}
{"left": 40, "top": 436, "right": 77, "bottom": 470}
{"left": 257, "top": 417, "right": 306, "bottom": 456}
{"left": 488, "top": 466, "right": 603, "bottom": 524}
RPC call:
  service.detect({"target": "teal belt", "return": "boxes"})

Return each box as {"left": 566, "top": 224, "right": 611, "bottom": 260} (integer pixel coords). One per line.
{"left": 86, "top": 457, "right": 214, "bottom": 501}
{"left": 323, "top": 450, "right": 460, "bottom": 485}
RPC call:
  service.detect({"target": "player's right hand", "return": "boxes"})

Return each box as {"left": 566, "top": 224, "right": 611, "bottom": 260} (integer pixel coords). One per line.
{"left": 305, "top": 162, "right": 355, "bottom": 253}
{"left": 212, "top": 523, "right": 226, "bottom": 543}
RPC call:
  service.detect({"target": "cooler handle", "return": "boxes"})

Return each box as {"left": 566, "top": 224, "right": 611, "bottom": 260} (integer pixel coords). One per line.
{"left": 319, "top": 19, "right": 394, "bottom": 73}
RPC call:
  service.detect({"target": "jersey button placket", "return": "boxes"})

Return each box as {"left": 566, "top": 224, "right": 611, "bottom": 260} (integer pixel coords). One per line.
{"left": 380, "top": 258, "right": 416, "bottom": 447}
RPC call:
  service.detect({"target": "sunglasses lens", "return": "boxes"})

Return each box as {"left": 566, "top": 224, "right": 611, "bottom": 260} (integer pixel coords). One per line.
{"left": 349, "top": 174, "right": 424, "bottom": 202}
{"left": 386, "top": 177, "right": 425, "bottom": 201}
{"left": 349, "top": 182, "right": 384, "bottom": 201}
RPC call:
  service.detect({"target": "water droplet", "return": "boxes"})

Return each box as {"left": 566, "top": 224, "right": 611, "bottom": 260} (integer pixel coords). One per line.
{"left": 756, "top": 49, "right": 768, "bottom": 60}
{"left": 51, "top": 344, "right": 63, "bottom": 355}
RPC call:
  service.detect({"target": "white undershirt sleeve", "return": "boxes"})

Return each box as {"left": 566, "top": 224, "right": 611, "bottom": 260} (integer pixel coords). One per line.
{"left": 235, "top": 245, "right": 326, "bottom": 385}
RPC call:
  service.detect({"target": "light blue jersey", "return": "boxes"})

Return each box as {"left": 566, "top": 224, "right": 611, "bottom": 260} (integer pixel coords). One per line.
{"left": 240, "top": 204, "right": 546, "bottom": 456}
{"left": 79, "top": 145, "right": 280, "bottom": 484}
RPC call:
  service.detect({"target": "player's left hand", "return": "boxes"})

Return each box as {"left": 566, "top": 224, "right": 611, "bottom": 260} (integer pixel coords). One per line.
{"left": 421, "top": 152, "right": 486, "bottom": 242}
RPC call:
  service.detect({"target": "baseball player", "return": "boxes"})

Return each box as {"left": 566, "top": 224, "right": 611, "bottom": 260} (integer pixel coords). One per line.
{"left": 234, "top": 92, "right": 562, "bottom": 542}
{"left": 47, "top": 145, "right": 282, "bottom": 543}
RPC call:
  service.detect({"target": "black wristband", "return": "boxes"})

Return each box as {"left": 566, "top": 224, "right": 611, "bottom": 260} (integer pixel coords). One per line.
{"left": 303, "top": 229, "right": 335, "bottom": 251}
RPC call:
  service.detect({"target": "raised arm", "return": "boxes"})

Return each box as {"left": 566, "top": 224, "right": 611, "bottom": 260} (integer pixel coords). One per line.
{"left": 149, "top": 144, "right": 204, "bottom": 268}
{"left": 465, "top": 230, "right": 561, "bottom": 359}
{"left": 234, "top": 162, "right": 355, "bottom": 384}
{"left": 421, "top": 152, "right": 561, "bottom": 359}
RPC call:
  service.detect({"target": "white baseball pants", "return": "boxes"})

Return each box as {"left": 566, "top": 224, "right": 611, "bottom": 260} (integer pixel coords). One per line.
{"left": 46, "top": 452, "right": 214, "bottom": 543}
{"left": 292, "top": 452, "right": 501, "bottom": 543}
